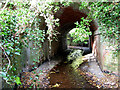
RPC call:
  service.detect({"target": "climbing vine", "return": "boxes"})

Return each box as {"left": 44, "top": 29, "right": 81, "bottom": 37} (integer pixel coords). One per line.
{"left": 0, "top": 0, "right": 46, "bottom": 86}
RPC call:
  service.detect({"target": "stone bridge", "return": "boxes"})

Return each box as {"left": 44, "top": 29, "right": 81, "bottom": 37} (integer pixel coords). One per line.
{"left": 42, "top": 3, "right": 103, "bottom": 69}
{"left": 15, "top": 3, "right": 104, "bottom": 72}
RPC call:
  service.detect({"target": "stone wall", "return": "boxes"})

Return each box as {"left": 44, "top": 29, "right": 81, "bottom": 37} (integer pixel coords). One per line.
{"left": 0, "top": 47, "right": 2, "bottom": 89}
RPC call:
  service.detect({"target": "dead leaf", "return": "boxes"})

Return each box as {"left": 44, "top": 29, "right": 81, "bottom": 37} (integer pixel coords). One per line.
{"left": 52, "top": 83, "right": 60, "bottom": 87}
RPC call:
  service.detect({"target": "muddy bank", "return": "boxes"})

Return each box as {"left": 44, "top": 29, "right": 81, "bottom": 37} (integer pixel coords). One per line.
{"left": 79, "top": 61, "right": 105, "bottom": 78}
{"left": 19, "top": 56, "right": 62, "bottom": 88}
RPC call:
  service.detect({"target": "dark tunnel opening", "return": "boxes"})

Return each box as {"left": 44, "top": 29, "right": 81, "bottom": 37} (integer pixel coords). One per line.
{"left": 57, "top": 22, "right": 93, "bottom": 57}
{"left": 67, "top": 28, "right": 92, "bottom": 56}
{"left": 53, "top": 6, "right": 98, "bottom": 59}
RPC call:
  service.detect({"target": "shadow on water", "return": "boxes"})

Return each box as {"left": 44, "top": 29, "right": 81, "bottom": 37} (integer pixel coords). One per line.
{"left": 49, "top": 61, "right": 97, "bottom": 89}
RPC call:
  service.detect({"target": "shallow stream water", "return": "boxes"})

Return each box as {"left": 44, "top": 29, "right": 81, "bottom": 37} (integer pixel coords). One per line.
{"left": 49, "top": 62, "right": 97, "bottom": 89}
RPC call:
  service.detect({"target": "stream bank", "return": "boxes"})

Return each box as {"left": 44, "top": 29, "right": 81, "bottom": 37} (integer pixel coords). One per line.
{"left": 18, "top": 55, "right": 118, "bottom": 89}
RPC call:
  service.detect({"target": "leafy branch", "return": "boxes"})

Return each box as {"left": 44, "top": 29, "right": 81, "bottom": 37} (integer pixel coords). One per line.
{"left": 0, "top": 0, "right": 9, "bottom": 12}
{"left": 0, "top": 44, "right": 11, "bottom": 72}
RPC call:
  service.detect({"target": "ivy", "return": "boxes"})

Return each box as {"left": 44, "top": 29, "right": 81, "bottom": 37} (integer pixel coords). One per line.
{"left": 0, "top": 1, "right": 46, "bottom": 86}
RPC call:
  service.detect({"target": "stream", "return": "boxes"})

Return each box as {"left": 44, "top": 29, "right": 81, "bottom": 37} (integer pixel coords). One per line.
{"left": 2, "top": 55, "right": 106, "bottom": 89}
{"left": 49, "top": 61, "right": 97, "bottom": 88}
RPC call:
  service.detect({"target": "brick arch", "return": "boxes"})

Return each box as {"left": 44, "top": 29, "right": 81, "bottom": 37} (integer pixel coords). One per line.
{"left": 59, "top": 6, "right": 87, "bottom": 26}
{"left": 51, "top": 5, "right": 98, "bottom": 57}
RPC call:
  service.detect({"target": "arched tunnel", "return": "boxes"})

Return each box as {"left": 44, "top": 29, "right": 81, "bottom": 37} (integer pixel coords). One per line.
{"left": 42, "top": 3, "right": 103, "bottom": 70}
{"left": 50, "top": 5, "right": 98, "bottom": 58}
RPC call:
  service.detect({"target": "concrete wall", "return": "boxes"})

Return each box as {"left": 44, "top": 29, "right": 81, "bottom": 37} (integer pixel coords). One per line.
{"left": 92, "top": 32, "right": 103, "bottom": 70}
{"left": 0, "top": 47, "right": 2, "bottom": 89}
{"left": 100, "top": 39, "right": 118, "bottom": 73}
{"left": 93, "top": 29, "right": 118, "bottom": 72}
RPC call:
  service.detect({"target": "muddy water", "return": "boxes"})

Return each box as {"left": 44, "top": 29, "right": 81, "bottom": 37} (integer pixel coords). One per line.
{"left": 49, "top": 62, "right": 96, "bottom": 88}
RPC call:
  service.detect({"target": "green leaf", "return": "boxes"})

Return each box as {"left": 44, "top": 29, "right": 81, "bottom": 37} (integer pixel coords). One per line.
{"left": 6, "top": 50, "right": 10, "bottom": 55}
{"left": 0, "top": 72, "right": 6, "bottom": 78}
{"left": 15, "top": 77, "right": 21, "bottom": 85}
{"left": 14, "top": 52, "right": 20, "bottom": 55}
